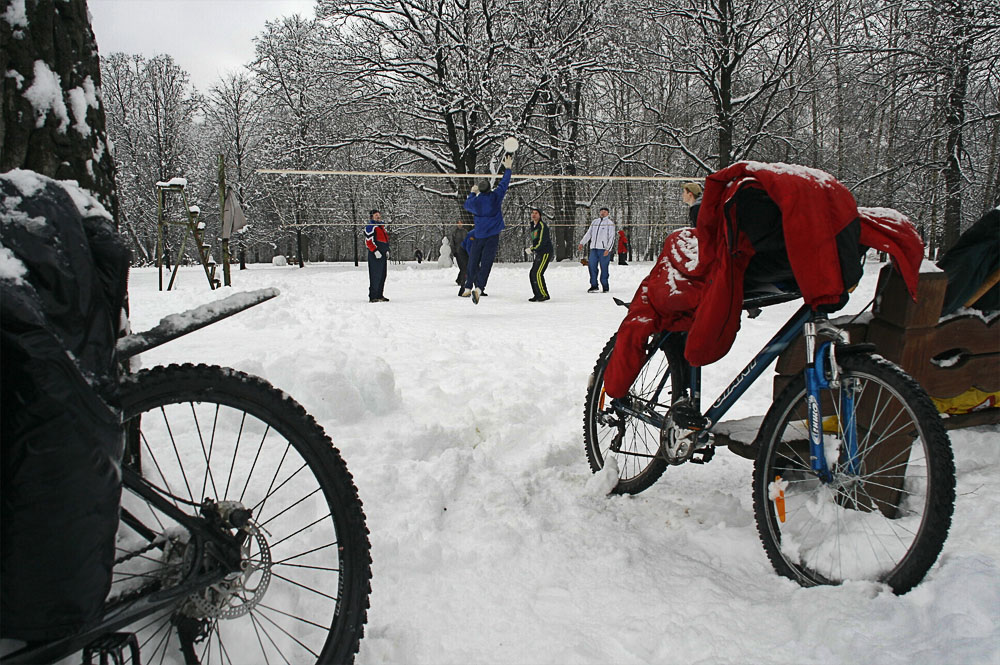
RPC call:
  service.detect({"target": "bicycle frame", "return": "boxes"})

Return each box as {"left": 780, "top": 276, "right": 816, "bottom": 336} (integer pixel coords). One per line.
{"left": 613, "top": 301, "right": 856, "bottom": 481}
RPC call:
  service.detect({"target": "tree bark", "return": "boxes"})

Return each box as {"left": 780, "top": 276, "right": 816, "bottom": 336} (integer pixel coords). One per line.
{"left": 1, "top": 0, "right": 118, "bottom": 224}
{"left": 942, "top": 0, "right": 972, "bottom": 251}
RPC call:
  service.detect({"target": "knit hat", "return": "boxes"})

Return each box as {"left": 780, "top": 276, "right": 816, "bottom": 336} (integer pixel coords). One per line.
{"left": 476, "top": 179, "right": 491, "bottom": 193}
{"left": 682, "top": 182, "right": 703, "bottom": 197}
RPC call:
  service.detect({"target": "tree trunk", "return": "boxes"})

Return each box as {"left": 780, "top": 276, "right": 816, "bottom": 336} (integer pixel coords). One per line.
{"left": 716, "top": 0, "right": 734, "bottom": 168}
{"left": 1, "top": 0, "right": 118, "bottom": 224}
{"left": 942, "top": 0, "right": 972, "bottom": 251}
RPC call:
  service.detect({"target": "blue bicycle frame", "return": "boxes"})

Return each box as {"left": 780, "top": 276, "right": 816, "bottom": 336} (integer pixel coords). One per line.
{"left": 619, "top": 302, "right": 856, "bottom": 481}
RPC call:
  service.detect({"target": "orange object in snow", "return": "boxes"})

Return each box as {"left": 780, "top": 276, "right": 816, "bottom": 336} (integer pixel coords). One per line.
{"left": 775, "top": 475, "right": 786, "bottom": 523}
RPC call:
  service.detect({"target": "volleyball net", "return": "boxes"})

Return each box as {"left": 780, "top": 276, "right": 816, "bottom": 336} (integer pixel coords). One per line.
{"left": 254, "top": 169, "right": 698, "bottom": 264}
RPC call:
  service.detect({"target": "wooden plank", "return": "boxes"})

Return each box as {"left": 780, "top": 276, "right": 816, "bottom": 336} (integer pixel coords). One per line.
{"left": 941, "top": 408, "right": 1000, "bottom": 430}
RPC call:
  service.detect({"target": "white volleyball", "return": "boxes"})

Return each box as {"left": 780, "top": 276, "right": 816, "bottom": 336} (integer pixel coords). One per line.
{"left": 503, "top": 136, "right": 519, "bottom": 153}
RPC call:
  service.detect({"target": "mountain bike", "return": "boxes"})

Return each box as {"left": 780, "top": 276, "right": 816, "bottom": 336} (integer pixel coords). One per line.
{"left": 3, "top": 289, "right": 371, "bottom": 665}
{"left": 583, "top": 287, "right": 955, "bottom": 595}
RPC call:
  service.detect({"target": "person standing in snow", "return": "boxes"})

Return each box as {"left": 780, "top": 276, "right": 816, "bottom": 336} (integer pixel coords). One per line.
{"left": 365, "top": 209, "right": 390, "bottom": 302}
{"left": 617, "top": 228, "right": 629, "bottom": 265}
{"left": 527, "top": 208, "right": 552, "bottom": 302}
{"left": 462, "top": 153, "right": 513, "bottom": 304}
{"left": 682, "top": 182, "right": 703, "bottom": 227}
{"left": 450, "top": 219, "right": 471, "bottom": 292}
{"left": 578, "top": 207, "right": 616, "bottom": 293}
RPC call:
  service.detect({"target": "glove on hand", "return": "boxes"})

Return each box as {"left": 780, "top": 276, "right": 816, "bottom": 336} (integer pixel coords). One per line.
{"left": 502, "top": 154, "right": 513, "bottom": 170}
{"left": 374, "top": 250, "right": 382, "bottom": 259}
{"left": 470, "top": 185, "right": 480, "bottom": 195}
{"left": 524, "top": 247, "right": 533, "bottom": 257}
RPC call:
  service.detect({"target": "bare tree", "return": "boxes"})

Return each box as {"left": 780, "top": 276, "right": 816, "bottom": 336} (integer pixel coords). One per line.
{"left": 102, "top": 53, "right": 200, "bottom": 262}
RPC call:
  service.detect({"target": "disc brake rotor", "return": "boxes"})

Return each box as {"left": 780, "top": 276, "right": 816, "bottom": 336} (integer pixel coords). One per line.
{"left": 182, "top": 524, "right": 272, "bottom": 619}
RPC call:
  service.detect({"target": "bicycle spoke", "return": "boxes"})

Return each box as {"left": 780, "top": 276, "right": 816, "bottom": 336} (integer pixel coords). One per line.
{"left": 197, "top": 403, "right": 222, "bottom": 504}
{"left": 254, "top": 605, "right": 321, "bottom": 660}
{"left": 271, "top": 570, "right": 339, "bottom": 603}
{"left": 256, "top": 602, "right": 331, "bottom": 631}
{"left": 271, "top": 541, "right": 338, "bottom": 570}
{"left": 256, "top": 485, "right": 323, "bottom": 531}
{"left": 223, "top": 410, "right": 248, "bottom": 499}
{"left": 248, "top": 611, "right": 280, "bottom": 665}
{"left": 238, "top": 425, "right": 272, "bottom": 505}
{"left": 268, "top": 515, "right": 333, "bottom": 551}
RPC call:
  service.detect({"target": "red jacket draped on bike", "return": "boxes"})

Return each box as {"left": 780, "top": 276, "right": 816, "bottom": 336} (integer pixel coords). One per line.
{"left": 602, "top": 161, "right": 925, "bottom": 399}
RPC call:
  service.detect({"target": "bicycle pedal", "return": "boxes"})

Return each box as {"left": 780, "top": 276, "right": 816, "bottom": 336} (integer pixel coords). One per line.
{"left": 82, "top": 632, "right": 140, "bottom": 665}
{"left": 690, "top": 445, "right": 716, "bottom": 464}
{"left": 670, "top": 398, "right": 707, "bottom": 431}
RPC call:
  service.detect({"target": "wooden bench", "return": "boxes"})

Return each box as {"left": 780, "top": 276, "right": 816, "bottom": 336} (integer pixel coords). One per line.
{"left": 720, "top": 264, "right": 1000, "bottom": 459}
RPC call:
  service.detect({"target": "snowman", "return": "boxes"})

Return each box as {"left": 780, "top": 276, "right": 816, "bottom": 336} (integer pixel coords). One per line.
{"left": 438, "top": 236, "right": 452, "bottom": 267}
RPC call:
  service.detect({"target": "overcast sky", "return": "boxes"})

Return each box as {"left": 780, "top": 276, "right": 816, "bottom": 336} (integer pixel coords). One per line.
{"left": 88, "top": 0, "right": 316, "bottom": 92}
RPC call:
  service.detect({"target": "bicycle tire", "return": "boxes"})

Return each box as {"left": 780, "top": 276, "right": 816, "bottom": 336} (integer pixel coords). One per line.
{"left": 583, "top": 333, "right": 678, "bottom": 494}
{"left": 752, "top": 353, "right": 954, "bottom": 594}
{"left": 115, "top": 364, "right": 371, "bottom": 664}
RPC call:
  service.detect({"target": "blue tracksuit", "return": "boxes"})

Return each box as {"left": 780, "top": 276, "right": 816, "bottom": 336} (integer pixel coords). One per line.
{"left": 463, "top": 169, "right": 511, "bottom": 290}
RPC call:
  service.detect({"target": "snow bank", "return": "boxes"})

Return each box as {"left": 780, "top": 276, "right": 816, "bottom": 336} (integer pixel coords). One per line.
{"left": 125, "top": 259, "right": 999, "bottom": 664}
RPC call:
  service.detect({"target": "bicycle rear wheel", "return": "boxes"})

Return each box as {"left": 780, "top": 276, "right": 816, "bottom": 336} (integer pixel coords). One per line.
{"left": 584, "top": 333, "right": 681, "bottom": 494}
{"left": 752, "top": 353, "right": 954, "bottom": 594}
{"left": 115, "top": 364, "right": 371, "bottom": 664}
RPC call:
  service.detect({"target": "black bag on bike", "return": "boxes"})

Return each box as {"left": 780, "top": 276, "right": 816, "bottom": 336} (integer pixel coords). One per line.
{"left": 1, "top": 172, "right": 130, "bottom": 641}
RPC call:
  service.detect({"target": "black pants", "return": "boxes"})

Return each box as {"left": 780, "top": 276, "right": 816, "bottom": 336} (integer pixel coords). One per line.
{"left": 368, "top": 252, "right": 387, "bottom": 299}
{"left": 456, "top": 247, "right": 469, "bottom": 285}
{"left": 618, "top": 252, "right": 628, "bottom": 265}
{"left": 530, "top": 252, "right": 551, "bottom": 299}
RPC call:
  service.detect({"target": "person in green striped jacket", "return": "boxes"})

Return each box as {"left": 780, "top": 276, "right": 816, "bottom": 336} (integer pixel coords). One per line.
{"left": 527, "top": 208, "right": 553, "bottom": 302}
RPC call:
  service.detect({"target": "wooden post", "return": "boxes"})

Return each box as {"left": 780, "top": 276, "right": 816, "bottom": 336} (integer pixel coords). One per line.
{"left": 218, "top": 154, "right": 232, "bottom": 287}
{"left": 156, "top": 187, "right": 164, "bottom": 290}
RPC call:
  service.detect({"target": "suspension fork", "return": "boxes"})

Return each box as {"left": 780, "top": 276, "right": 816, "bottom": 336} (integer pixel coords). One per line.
{"left": 803, "top": 319, "right": 859, "bottom": 482}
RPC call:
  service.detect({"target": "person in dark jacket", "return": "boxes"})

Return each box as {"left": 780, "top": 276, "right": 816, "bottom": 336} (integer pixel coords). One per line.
{"left": 682, "top": 182, "right": 703, "bottom": 227}
{"left": 458, "top": 230, "right": 475, "bottom": 297}
{"left": 527, "top": 208, "right": 553, "bottom": 301}
{"left": 462, "top": 154, "right": 513, "bottom": 304}
{"left": 617, "top": 229, "right": 629, "bottom": 265}
{"left": 365, "top": 209, "right": 390, "bottom": 302}
{"left": 450, "top": 219, "right": 471, "bottom": 290}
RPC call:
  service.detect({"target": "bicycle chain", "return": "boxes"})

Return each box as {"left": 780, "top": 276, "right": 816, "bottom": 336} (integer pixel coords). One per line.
{"left": 106, "top": 539, "right": 173, "bottom": 606}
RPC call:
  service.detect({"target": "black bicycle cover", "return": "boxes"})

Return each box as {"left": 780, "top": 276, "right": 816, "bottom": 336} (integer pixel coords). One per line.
{"left": 1, "top": 171, "right": 130, "bottom": 640}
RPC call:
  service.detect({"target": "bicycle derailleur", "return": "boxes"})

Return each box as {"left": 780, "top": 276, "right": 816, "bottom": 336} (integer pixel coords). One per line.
{"left": 660, "top": 397, "right": 714, "bottom": 465}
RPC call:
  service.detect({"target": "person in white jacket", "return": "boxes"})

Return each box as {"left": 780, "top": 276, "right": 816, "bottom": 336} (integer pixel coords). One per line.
{"left": 578, "top": 207, "right": 616, "bottom": 292}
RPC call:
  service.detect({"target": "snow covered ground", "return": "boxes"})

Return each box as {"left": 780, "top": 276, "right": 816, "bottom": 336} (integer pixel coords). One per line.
{"left": 127, "top": 256, "right": 999, "bottom": 665}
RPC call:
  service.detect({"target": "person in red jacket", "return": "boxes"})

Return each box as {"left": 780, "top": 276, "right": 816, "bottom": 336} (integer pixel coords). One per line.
{"left": 365, "top": 209, "right": 390, "bottom": 302}
{"left": 617, "top": 229, "right": 629, "bottom": 265}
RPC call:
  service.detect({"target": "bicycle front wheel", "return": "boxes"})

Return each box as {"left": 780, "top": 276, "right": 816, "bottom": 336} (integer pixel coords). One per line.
{"left": 584, "top": 333, "right": 681, "bottom": 494}
{"left": 115, "top": 364, "right": 371, "bottom": 664}
{"left": 752, "top": 353, "right": 954, "bottom": 594}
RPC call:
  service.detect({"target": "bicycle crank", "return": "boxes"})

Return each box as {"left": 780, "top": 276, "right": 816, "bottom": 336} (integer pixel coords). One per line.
{"left": 660, "top": 398, "right": 711, "bottom": 465}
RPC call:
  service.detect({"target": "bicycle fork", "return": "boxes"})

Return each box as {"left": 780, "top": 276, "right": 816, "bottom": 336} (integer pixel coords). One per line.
{"left": 803, "top": 319, "right": 859, "bottom": 484}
